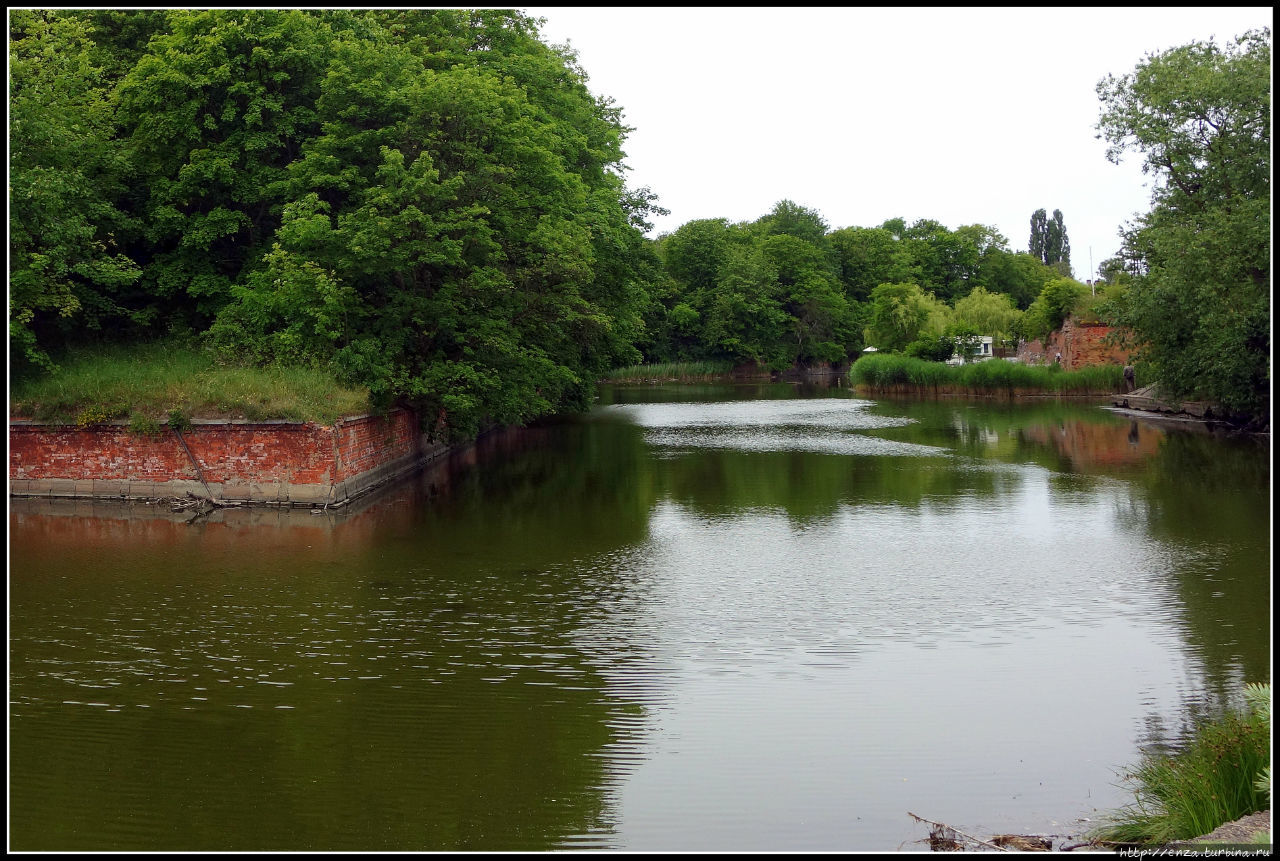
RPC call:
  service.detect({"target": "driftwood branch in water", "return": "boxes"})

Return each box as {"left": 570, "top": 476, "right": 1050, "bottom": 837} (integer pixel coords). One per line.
{"left": 907, "top": 812, "right": 1012, "bottom": 852}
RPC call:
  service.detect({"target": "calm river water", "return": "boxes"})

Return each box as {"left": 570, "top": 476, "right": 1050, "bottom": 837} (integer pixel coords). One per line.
{"left": 9, "top": 382, "right": 1271, "bottom": 851}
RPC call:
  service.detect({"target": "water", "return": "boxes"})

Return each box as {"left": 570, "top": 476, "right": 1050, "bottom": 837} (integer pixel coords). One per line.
{"left": 9, "top": 383, "right": 1270, "bottom": 850}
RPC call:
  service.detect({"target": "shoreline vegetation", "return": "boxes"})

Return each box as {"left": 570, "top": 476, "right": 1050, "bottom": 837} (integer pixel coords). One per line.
{"left": 4, "top": 347, "right": 1139, "bottom": 431}
{"left": 600, "top": 354, "right": 1126, "bottom": 397}
{"left": 850, "top": 353, "right": 1123, "bottom": 396}
{"left": 8, "top": 341, "right": 370, "bottom": 427}
{"left": 3, "top": 345, "right": 1137, "bottom": 435}
{"left": 1091, "top": 683, "right": 1271, "bottom": 848}
{"left": 601, "top": 360, "right": 737, "bottom": 383}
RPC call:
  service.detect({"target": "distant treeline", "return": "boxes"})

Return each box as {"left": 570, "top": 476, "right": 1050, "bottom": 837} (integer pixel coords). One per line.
{"left": 639, "top": 204, "right": 1101, "bottom": 370}
{"left": 10, "top": 10, "right": 1268, "bottom": 430}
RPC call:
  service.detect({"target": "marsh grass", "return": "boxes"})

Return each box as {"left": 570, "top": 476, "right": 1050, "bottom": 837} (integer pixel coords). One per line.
{"left": 851, "top": 353, "right": 1123, "bottom": 395}
{"left": 604, "top": 360, "right": 736, "bottom": 382}
{"left": 1092, "top": 702, "right": 1270, "bottom": 846}
{"left": 10, "top": 340, "right": 371, "bottom": 426}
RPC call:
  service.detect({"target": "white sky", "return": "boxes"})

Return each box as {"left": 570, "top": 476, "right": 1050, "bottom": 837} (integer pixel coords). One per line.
{"left": 526, "top": 6, "right": 1272, "bottom": 281}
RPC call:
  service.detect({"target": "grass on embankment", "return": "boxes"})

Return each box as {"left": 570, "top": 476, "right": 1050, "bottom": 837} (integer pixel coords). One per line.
{"left": 1091, "top": 684, "right": 1271, "bottom": 847}
{"left": 10, "top": 340, "right": 371, "bottom": 427}
{"left": 851, "top": 353, "right": 1123, "bottom": 395}
{"left": 603, "top": 360, "right": 736, "bottom": 382}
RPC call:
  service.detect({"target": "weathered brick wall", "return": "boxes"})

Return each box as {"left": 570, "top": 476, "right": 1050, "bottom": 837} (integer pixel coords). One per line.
{"left": 1017, "top": 316, "right": 1134, "bottom": 370}
{"left": 333, "top": 411, "right": 418, "bottom": 481}
{"left": 9, "top": 422, "right": 337, "bottom": 483}
{"left": 9, "top": 409, "right": 437, "bottom": 505}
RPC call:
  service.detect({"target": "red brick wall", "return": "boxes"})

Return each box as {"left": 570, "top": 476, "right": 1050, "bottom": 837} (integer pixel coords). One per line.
{"left": 10, "top": 422, "right": 338, "bottom": 483}
{"left": 333, "top": 411, "right": 418, "bottom": 481}
{"left": 1017, "top": 316, "right": 1134, "bottom": 370}
{"left": 10, "top": 410, "right": 424, "bottom": 494}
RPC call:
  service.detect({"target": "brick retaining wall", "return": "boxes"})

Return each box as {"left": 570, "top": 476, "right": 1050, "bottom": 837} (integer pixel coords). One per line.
{"left": 1017, "top": 316, "right": 1134, "bottom": 370}
{"left": 9, "top": 409, "right": 448, "bottom": 507}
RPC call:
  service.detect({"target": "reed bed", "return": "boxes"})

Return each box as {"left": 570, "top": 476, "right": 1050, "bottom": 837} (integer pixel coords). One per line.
{"left": 851, "top": 353, "right": 1123, "bottom": 396}
{"left": 603, "top": 360, "right": 736, "bottom": 382}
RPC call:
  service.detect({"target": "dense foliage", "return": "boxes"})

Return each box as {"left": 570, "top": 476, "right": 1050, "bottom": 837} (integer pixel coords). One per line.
{"left": 11, "top": 9, "right": 662, "bottom": 438}
{"left": 638, "top": 204, "right": 1062, "bottom": 369}
{"left": 17, "top": 9, "right": 1204, "bottom": 436}
{"left": 10, "top": 12, "right": 144, "bottom": 372}
{"left": 1096, "top": 28, "right": 1270, "bottom": 423}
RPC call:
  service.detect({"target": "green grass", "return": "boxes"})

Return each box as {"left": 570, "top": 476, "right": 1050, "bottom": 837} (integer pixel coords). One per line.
{"left": 10, "top": 340, "right": 371, "bottom": 426}
{"left": 603, "top": 360, "right": 736, "bottom": 382}
{"left": 1091, "top": 692, "right": 1271, "bottom": 846}
{"left": 850, "top": 353, "right": 1123, "bottom": 395}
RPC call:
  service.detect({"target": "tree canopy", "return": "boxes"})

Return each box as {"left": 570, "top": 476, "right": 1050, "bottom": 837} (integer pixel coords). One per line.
{"left": 1096, "top": 28, "right": 1270, "bottom": 422}
{"left": 10, "top": 9, "right": 664, "bottom": 437}
{"left": 1028, "top": 208, "right": 1071, "bottom": 275}
{"left": 18, "top": 8, "right": 1220, "bottom": 434}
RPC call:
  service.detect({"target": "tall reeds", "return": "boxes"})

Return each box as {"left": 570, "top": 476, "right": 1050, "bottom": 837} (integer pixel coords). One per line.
{"left": 1092, "top": 685, "right": 1271, "bottom": 846}
{"left": 603, "top": 360, "right": 736, "bottom": 382}
{"left": 850, "top": 353, "right": 1122, "bottom": 395}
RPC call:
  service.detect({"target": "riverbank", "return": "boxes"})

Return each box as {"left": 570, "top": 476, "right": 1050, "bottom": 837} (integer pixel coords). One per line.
{"left": 1170, "top": 809, "right": 1272, "bottom": 848}
{"left": 10, "top": 340, "right": 371, "bottom": 427}
{"left": 911, "top": 808, "right": 1271, "bottom": 852}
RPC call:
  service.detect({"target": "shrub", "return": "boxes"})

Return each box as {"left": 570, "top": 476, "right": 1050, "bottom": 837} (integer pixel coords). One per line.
{"left": 166, "top": 408, "right": 192, "bottom": 433}
{"left": 75, "top": 403, "right": 124, "bottom": 427}
{"left": 905, "top": 335, "right": 954, "bottom": 362}
{"left": 128, "top": 412, "right": 164, "bottom": 437}
{"left": 1243, "top": 683, "right": 1271, "bottom": 805}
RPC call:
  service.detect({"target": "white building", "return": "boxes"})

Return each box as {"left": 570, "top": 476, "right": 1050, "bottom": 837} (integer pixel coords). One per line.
{"left": 946, "top": 335, "right": 995, "bottom": 366}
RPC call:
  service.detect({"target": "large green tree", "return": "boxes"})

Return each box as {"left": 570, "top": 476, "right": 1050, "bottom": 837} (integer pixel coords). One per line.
{"left": 863, "top": 282, "right": 945, "bottom": 353}
{"left": 828, "top": 226, "right": 918, "bottom": 302}
{"left": 953, "top": 285, "right": 1023, "bottom": 344}
{"left": 977, "top": 250, "right": 1056, "bottom": 310}
{"left": 1097, "top": 28, "right": 1270, "bottom": 422}
{"left": 646, "top": 204, "right": 864, "bottom": 368}
{"left": 1020, "top": 277, "right": 1087, "bottom": 343}
{"left": 207, "top": 10, "right": 657, "bottom": 435}
{"left": 9, "top": 10, "right": 143, "bottom": 374}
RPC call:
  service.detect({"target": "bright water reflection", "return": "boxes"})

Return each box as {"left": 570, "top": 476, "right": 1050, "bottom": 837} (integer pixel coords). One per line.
{"left": 9, "top": 383, "right": 1270, "bottom": 850}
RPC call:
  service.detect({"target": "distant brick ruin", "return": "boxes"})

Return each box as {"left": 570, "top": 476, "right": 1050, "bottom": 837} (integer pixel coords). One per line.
{"left": 1016, "top": 315, "right": 1133, "bottom": 370}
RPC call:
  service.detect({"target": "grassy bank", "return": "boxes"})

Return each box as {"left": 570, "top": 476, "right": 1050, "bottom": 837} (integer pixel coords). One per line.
{"left": 10, "top": 341, "right": 371, "bottom": 426}
{"left": 851, "top": 353, "right": 1123, "bottom": 395}
{"left": 1092, "top": 684, "right": 1271, "bottom": 846}
{"left": 603, "top": 360, "right": 736, "bottom": 383}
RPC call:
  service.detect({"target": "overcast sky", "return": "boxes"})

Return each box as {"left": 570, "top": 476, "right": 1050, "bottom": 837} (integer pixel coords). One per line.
{"left": 526, "top": 6, "right": 1271, "bottom": 281}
